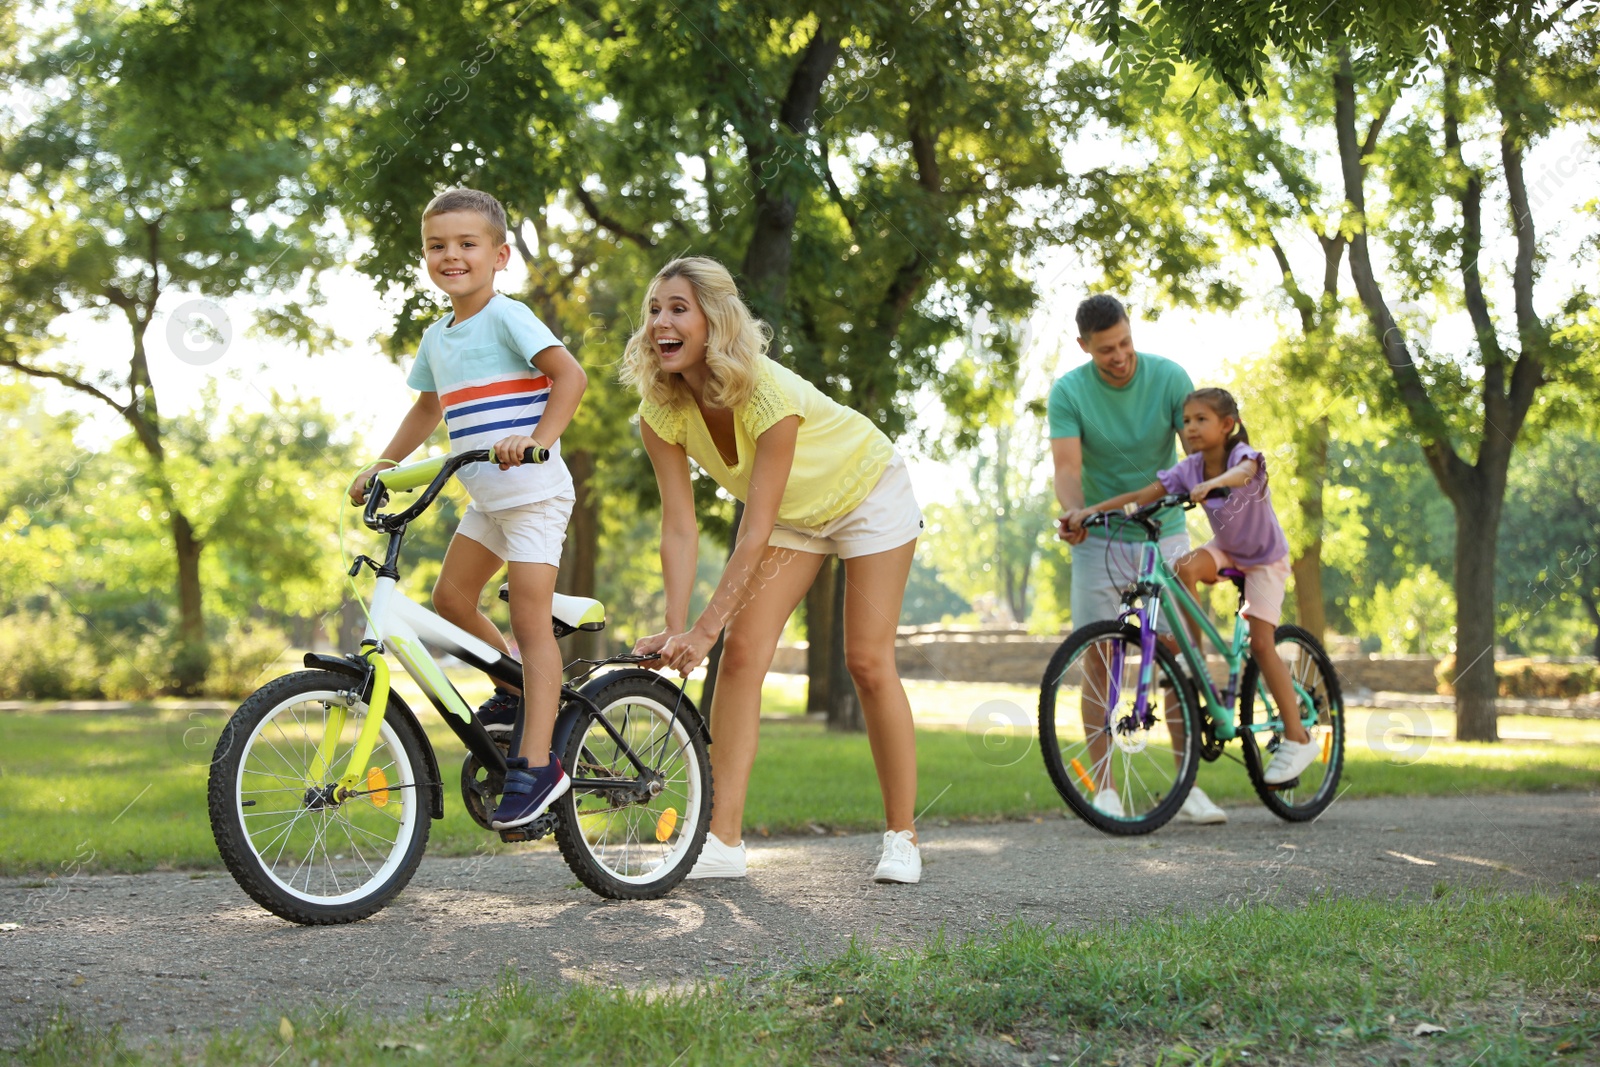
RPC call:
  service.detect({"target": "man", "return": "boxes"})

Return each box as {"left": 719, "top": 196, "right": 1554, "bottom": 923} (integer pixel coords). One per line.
{"left": 1048, "top": 294, "right": 1226, "bottom": 825}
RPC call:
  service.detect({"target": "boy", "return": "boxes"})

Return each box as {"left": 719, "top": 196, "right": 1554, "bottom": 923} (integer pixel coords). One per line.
{"left": 348, "top": 188, "right": 587, "bottom": 829}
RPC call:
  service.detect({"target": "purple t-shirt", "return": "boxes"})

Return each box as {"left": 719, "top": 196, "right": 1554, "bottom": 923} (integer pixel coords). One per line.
{"left": 1158, "top": 443, "right": 1289, "bottom": 568}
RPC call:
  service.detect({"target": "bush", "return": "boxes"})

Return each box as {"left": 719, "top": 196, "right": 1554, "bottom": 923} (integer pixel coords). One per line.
{"left": 0, "top": 610, "right": 102, "bottom": 699}
{"left": 201, "top": 621, "right": 295, "bottom": 699}
{"left": 1435, "top": 655, "right": 1600, "bottom": 698}
{"left": 98, "top": 628, "right": 175, "bottom": 701}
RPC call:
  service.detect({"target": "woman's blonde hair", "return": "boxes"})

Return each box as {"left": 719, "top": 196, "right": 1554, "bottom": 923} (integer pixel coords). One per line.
{"left": 620, "top": 257, "right": 771, "bottom": 410}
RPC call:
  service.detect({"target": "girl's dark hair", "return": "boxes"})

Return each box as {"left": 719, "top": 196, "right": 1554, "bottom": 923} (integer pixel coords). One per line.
{"left": 1185, "top": 387, "right": 1250, "bottom": 451}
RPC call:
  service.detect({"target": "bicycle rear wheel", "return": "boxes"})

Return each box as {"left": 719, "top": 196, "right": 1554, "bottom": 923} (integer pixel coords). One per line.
{"left": 554, "top": 672, "right": 711, "bottom": 899}
{"left": 1239, "top": 625, "right": 1345, "bottom": 821}
{"left": 1039, "top": 621, "right": 1201, "bottom": 834}
{"left": 207, "top": 670, "right": 434, "bottom": 924}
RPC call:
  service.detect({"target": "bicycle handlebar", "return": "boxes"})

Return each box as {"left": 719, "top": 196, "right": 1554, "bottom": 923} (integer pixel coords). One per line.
{"left": 1073, "top": 487, "right": 1232, "bottom": 539}
{"left": 360, "top": 447, "right": 550, "bottom": 531}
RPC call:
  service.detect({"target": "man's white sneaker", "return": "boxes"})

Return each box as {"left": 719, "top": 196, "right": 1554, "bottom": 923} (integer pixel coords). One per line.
{"left": 686, "top": 833, "right": 747, "bottom": 879}
{"left": 1177, "top": 785, "right": 1228, "bottom": 824}
{"left": 874, "top": 830, "right": 922, "bottom": 884}
{"left": 1091, "top": 787, "right": 1124, "bottom": 818}
{"left": 1263, "top": 738, "right": 1320, "bottom": 785}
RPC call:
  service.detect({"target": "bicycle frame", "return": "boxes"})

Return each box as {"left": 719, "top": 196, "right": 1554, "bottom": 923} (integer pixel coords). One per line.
{"left": 1104, "top": 512, "right": 1309, "bottom": 744}
{"left": 318, "top": 448, "right": 699, "bottom": 810}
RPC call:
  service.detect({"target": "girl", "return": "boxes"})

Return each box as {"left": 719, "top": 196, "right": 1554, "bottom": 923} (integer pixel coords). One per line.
{"left": 1065, "top": 387, "right": 1319, "bottom": 786}
{"left": 622, "top": 257, "right": 924, "bottom": 884}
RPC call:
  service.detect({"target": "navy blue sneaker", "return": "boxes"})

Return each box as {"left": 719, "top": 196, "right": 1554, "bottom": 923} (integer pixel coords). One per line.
{"left": 490, "top": 756, "right": 570, "bottom": 830}
{"left": 478, "top": 689, "right": 520, "bottom": 732}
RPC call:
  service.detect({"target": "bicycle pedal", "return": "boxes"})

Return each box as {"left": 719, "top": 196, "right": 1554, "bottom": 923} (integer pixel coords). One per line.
{"left": 497, "top": 811, "right": 559, "bottom": 843}
{"left": 1268, "top": 777, "right": 1301, "bottom": 791}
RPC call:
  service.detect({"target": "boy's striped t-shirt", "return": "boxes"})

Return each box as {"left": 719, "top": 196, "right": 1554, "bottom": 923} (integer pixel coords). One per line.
{"left": 407, "top": 294, "right": 574, "bottom": 511}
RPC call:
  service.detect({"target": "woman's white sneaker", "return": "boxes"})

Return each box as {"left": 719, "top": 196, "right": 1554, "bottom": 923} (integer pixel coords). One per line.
{"left": 1177, "top": 785, "right": 1228, "bottom": 824}
{"left": 687, "top": 833, "right": 747, "bottom": 879}
{"left": 873, "top": 830, "right": 921, "bottom": 884}
{"left": 1263, "top": 738, "right": 1319, "bottom": 784}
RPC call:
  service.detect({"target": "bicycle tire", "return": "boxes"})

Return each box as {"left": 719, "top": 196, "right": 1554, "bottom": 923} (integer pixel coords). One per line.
{"left": 1239, "top": 624, "right": 1345, "bottom": 821}
{"left": 553, "top": 673, "right": 711, "bottom": 899}
{"left": 207, "top": 670, "right": 434, "bottom": 924}
{"left": 1039, "top": 620, "right": 1202, "bottom": 835}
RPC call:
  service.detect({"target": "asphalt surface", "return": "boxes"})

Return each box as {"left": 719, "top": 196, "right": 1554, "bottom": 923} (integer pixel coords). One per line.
{"left": 2, "top": 791, "right": 1597, "bottom": 1047}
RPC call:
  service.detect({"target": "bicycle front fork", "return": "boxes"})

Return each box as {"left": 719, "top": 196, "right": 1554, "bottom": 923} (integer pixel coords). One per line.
{"left": 312, "top": 642, "right": 393, "bottom": 801}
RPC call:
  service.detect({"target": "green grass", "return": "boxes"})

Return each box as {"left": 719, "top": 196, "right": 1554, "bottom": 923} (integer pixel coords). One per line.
{"left": 17, "top": 887, "right": 1600, "bottom": 1065}
{"left": 2, "top": 680, "right": 1598, "bottom": 876}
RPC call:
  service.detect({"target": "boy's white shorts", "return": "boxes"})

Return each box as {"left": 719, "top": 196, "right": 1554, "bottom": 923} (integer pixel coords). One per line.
{"left": 456, "top": 489, "right": 575, "bottom": 566}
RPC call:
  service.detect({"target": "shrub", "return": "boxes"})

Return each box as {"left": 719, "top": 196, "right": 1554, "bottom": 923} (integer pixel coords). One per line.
{"left": 1435, "top": 655, "right": 1599, "bottom": 698}
{"left": 0, "top": 610, "right": 101, "bottom": 699}
{"left": 201, "top": 621, "right": 295, "bottom": 700}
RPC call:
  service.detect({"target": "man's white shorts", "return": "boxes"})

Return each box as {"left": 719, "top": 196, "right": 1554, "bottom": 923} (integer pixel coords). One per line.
{"left": 456, "top": 489, "right": 576, "bottom": 566}
{"left": 1070, "top": 531, "right": 1191, "bottom": 634}
{"left": 768, "top": 453, "right": 924, "bottom": 559}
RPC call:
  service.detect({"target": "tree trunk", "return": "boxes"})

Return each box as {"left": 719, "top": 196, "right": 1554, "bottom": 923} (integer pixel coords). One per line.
{"left": 171, "top": 509, "right": 210, "bottom": 694}
{"left": 1581, "top": 593, "right": 1600, "bottom": 663}
{"left": 1291, "top": 415, "right": 1329, "bottom": 643}
{"left": 805, "top": 556, "right": 837, "bottom": 714}
{"left": 557, "top": 448, "right": 602, "bottom": 662}
{"left": 826, "top": 559, "right": 864, "bottom": 732}
{"left": 1451, "top": 492, "right": 1502, "bottom": 742}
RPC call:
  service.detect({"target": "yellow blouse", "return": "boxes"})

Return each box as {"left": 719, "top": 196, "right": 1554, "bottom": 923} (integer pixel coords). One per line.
{"left": 638, "top": 359, "right": 895, "bottom": 529}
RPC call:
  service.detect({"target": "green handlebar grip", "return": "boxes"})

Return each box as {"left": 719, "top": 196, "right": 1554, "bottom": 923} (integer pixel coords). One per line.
{"left": 376, "top": 455, "right": 447, "bottom": 493}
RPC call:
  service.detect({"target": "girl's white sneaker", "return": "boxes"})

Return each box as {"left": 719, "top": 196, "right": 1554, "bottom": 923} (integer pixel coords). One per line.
{"left": 873, "top": 830, "right": 922, "bottom": 884}
{"left": 687, "top": 833, "right": 747, "bottom": 879}
{"left": 1263, "top": 738, "right": 1319, "bottom": 784}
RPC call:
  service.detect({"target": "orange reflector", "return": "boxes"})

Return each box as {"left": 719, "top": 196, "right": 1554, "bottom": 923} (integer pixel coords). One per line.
{"left": 1319, "top": 732, "right": 1332, "bottom": 764}
{"left": 1069, "top": 758, "right": 1096, "bottom": 795}
{"left": 655, "top": 807, "right": 678, "bottom": 842}
{"left": 366, "top": 766, "right": 390, "bottom": 807}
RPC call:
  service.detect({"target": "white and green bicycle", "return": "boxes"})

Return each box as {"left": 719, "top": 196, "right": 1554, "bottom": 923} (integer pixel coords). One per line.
{"left": 207, "top": 449, "right": 712, "bottom": 925}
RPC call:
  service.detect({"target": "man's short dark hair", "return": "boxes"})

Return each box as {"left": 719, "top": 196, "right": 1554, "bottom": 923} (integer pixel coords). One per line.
{"left": 1076, "top": 294, "right": 1128, "bottom": 339}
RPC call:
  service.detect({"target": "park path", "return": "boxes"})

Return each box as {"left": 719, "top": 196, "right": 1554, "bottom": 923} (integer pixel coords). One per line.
{"left": 2, "top": 792, "right": 1596, "bottom": 1047}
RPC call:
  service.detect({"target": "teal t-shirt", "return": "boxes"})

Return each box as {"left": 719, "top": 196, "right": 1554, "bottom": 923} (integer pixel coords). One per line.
{"left": 1047, "top": 352, "right": 1194, "bottom": 540}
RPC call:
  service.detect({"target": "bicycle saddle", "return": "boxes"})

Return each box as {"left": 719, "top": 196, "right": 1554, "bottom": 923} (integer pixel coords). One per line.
{"left": 498, "top": 584, "right": 607, "bottom": 633}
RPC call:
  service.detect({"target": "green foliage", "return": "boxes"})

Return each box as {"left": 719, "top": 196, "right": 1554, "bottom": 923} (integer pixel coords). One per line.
{"left": 1348, "top": 565, "right": 1457, "bottom": 656}
{"left": 0, "top": 608, "right": 101, "bottom": 700}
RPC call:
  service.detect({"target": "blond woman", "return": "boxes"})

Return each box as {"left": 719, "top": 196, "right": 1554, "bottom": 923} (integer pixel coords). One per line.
{"left": 624, "top": 257, "right": 924, "bottom": 883}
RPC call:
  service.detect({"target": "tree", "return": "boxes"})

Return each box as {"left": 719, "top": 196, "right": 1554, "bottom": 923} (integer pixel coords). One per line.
{"left": 1499, "top": 427, "right": 1600, "bottom": 658}
{"left": 0, "top": 2, "right": 332, "bottom": 688}
{"left": 1089, "top": 1, "right": 1600, "bottom": 739}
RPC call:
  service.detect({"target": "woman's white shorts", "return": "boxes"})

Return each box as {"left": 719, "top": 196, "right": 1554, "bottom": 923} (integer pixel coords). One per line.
{"left": 767, "top": 453, "right": 924, "bottom": 559}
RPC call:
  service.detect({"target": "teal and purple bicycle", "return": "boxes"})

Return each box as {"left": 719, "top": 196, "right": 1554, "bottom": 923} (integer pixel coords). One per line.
{"left": 1039, "top": 492, "right": 1344, "bottom": 834}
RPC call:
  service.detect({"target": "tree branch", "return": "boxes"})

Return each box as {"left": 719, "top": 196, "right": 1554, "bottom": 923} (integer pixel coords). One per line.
{"left": 0, "top": 356, "right": 128, "bottom": 417}
{"left": 571, "top": 186, "right": 658, "bottom": 250}
{"left": 1266, "top": 227, "right": 1316, "bottom": 334}
{"left": 1334, "top": 48, "right": 1469, "bottom": 496}
{"left": 1443, "top": 62, "right": 1505, "bottom": 377}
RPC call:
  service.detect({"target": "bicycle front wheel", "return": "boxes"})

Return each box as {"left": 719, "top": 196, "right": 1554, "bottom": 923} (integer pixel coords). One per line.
{"left": 1039, "top": 621, "right": 1202, "bottom": 835}
{"left": 1239, "top": 625, "right": 1345, "bottom": 821}
{"left": 554, "top": 673, "right": 711, "bottom": 899}
{"left": 207, "top": 671, "right": 433, "bottom": 924}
